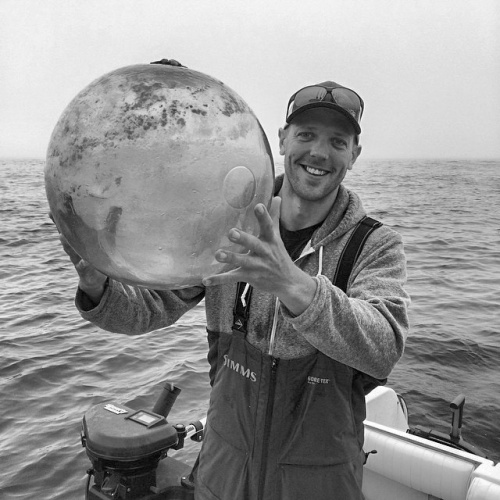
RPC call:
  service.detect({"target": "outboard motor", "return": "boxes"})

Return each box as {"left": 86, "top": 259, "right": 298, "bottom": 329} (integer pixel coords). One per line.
{"left": 81, "top": 383, "right": 204, "bottom": 499}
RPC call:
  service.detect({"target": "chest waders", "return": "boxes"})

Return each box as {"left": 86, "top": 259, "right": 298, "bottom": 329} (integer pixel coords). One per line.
{"left": 196, "top": 217, "right": 382, "bottom": 500}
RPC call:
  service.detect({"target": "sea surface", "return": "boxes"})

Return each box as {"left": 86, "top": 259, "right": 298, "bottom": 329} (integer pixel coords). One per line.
{"left": 1, "top": 158, "right": 499, "bottom": 499}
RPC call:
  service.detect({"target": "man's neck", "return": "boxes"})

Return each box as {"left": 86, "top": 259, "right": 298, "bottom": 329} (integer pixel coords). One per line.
{"left": 278, "top": 181, "right": 339, "bottom": 231}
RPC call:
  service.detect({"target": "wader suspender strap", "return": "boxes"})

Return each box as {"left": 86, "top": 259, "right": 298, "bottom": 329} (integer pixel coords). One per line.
{"left": 232, "top": 216, "right": 382, "bottom": 334}
{"left": 333, "top": 216, "right": 383, "bottom": 293}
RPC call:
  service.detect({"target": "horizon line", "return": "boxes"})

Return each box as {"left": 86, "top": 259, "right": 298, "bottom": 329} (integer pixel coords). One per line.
{"left": 2, "top": 156, "right": 500, "bottom": 163}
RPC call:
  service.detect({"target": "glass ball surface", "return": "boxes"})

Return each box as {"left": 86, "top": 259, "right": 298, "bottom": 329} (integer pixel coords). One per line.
{"left": 45, "top": 64, "right": 274, "bottom": 289}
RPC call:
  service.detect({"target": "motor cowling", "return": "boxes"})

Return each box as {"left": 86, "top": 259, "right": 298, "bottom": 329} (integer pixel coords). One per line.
{"left": 82, "top": 402, "right": 179, "bottom": 499}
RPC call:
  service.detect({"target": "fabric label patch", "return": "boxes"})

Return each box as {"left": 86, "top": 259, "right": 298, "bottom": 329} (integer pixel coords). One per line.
{"left": 308, "top": 376, "right": 330, "bottom": 385}
{"left": 223, "top": 354, "right": 257, "bottom": 382}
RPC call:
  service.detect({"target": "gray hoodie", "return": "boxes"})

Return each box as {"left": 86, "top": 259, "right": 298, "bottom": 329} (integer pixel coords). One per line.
{"left": 77, "top": 180, "right": 410, "bottom": 380}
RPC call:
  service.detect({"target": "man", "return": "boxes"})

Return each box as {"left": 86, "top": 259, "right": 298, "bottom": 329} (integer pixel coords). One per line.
{"left": 63, "top": 81, "right": 410, "bottom": 499}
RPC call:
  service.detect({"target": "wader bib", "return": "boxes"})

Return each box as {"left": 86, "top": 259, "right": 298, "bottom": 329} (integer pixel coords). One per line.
{"left": 195, "top": 217, "right": 382, "bottom": 500}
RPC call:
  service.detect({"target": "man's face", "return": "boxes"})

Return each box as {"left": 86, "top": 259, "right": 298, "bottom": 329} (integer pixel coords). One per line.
{"left": 279, "top": 107, "right": 361, "bottom": 204}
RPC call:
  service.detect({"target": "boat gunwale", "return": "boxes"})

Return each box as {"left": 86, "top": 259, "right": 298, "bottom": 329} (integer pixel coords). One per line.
{"left": 364, "top": 419, "right": 496, "bottom": 467}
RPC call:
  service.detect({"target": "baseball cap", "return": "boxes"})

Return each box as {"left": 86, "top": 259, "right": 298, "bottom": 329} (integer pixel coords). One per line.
{"left": 286, "top": 81, "right": 364, "bottom": 134}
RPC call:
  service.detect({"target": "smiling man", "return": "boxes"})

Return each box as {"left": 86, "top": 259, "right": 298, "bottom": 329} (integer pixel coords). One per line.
{"left": 195, "top": 84, "right": 409, "bottom": 499}
{"left": 66, "top": 80, "right": 410, "bottom": 500}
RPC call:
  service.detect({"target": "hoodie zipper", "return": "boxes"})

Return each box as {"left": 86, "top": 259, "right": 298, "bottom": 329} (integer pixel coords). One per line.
{"left": 257, "top": 244, "right": 322, "bottom": 498}
{"left": 257, "top": 356, "right": 279, "bottom": 500}
{"left": 267, "top": 243, "right": 319, "bottom": 357}
{"left": 267, "top": 298, "right": 280, "bottom": 356}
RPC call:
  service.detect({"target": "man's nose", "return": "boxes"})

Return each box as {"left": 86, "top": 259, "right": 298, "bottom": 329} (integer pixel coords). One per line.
{"left": 309, "top": 139, "right": 329, "bottom": 160}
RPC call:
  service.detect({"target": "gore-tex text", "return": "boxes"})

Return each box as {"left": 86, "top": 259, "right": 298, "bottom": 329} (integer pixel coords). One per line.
{"left": 308, "top": 376, "right": 330, "bottom": 384}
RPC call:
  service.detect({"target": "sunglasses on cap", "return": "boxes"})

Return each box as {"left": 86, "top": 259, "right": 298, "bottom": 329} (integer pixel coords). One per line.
{"left": 286, "top": 83, "right": 364, "bottom": 134}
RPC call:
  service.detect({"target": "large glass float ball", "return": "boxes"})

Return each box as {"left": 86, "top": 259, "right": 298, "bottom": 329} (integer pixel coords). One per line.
{"left": 45, "top": 62, "right": 274, "bottom": 289}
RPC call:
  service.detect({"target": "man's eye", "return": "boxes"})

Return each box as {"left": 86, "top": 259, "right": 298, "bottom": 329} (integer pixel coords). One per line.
{"left": 333, "top": 138, "right": 347, "bottom": 148}
{"left": 297, "top": 132, "right": 313, "bottom": 139}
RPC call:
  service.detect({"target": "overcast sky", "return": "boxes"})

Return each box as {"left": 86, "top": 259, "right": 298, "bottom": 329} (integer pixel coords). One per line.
{"left": 1, "top": 0, "right": 499, "bottom": 160}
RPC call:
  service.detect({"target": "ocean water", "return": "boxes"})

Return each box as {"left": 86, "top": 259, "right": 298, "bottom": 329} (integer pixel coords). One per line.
{"left": 1, "top": 158, "right": 499, "bottom": 499}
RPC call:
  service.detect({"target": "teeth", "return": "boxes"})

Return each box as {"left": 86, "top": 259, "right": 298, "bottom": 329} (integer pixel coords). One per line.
{"left": 303, "top": 165, "right": 327, "bottom": 176}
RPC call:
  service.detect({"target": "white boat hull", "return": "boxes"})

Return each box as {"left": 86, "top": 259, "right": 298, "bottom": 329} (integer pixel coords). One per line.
{"left": 363, "top": 387, "right": 500, "bottom": 500}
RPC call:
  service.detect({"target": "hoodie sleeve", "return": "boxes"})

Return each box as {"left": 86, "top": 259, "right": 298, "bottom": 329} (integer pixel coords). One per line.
{"left": 76, "top": 279, "right": 205, "bottom": 335}
{"left": 281, "top": 228, "right": 410, "bottom": 379}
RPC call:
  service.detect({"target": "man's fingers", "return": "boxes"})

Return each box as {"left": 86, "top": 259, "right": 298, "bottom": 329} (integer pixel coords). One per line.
{"left": 203, "top": 268, "right": 244, "bottom": 287}
{"left": 269, "top": 197, "right": 282, "bottom": 231}
{"left": 48, "top": 212, "right": 62, "bottom": 234}
{"left": 254, "top": 202, "right": 277, "bottom": 241}
{"left": 56, "top": 229, "right": 107, "bottom": 296}
{"left": 59, "top": 235, "right": 83, "bottom": 266}
{"left": 228, "top": 227, "right": 264, "bottom": 255}
{"left": 214, "top": 248, "right": 252, "bottom": 268}
{"left": 205, "top": 197, "right": 282, "bottom": 289}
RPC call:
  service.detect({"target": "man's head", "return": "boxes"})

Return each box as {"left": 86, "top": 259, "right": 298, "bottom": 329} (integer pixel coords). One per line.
{"left": 278, "top": 81, "right": 364, "bottom": 206}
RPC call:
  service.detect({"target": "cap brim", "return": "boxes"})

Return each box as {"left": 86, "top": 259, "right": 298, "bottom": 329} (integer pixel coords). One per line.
{"left": 286, "top": 102, "right": 361, "bottom": 135}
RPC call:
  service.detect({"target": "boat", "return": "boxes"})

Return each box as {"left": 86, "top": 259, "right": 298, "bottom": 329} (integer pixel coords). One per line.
{"left": 363, "top": 386, "right": 500, "bottom": 499}
{"left": 81, "top": 384, "right": 500, "bottom": 499}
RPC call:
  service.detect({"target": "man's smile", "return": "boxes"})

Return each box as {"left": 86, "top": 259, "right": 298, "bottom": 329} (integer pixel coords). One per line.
{"left": 300, "top": 163, "right": 329, "bottom": 177}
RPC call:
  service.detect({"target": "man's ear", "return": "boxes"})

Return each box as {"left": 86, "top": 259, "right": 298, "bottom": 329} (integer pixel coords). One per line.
{"left": 278, "top": 127, "right": 287, "bottom": 156}
{"left": 348, "top": 144, "right": 362, "bottom": 170}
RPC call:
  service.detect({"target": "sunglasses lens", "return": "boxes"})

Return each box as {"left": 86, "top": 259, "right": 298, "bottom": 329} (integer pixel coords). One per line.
{"left": 287, "top": 85, "right": 362, "bottom": 122}
{"left": 293, "top": 87, "right": 328, "bottom": 108}
{"left": 331, "top": 89, "right": 361, "bottom": 112}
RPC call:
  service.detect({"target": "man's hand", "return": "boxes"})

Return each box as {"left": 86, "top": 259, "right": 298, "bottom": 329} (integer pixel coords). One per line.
{"left": 59, "top": 234, "right": 107, "bottom": 306}
{"left": 202, "top": 198, "right": 317, "bottom": 316}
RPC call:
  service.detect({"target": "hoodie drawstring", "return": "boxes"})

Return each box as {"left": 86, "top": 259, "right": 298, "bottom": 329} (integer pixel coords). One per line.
{"left": 317, "top": 245, "right": 324, "bottom": 276}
